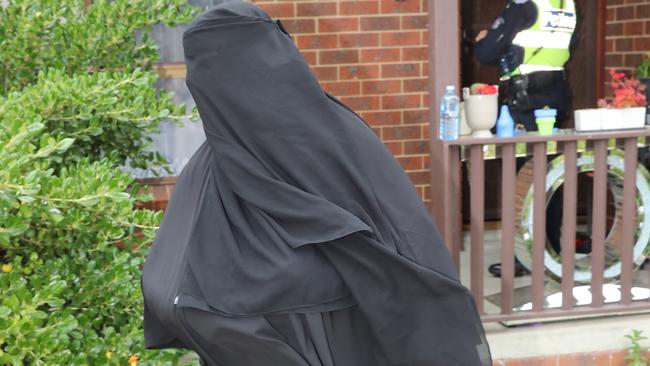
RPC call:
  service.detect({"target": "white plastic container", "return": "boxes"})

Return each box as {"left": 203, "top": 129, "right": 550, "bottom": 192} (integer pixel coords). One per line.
{"left": 621, "top": 107, "right": 646, "bottom": 129}
{"left": 575, "top": 107, "right": 646, "bottom": 131}
{"left": 574, "top": 108, "right": 601, "bottom": 131}
{"left": 601, "top": 109, "right": 621, "bottom": 130}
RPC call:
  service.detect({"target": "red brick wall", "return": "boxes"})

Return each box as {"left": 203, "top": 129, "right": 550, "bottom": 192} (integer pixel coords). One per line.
{"left": 605, "top": 0, "right": 650, "bottom": 76}
{"left": 495, "top": 349, "right": 650, "bottom": 366}
{"left": 252, "top": 0, "right": 432, "bottom": 204}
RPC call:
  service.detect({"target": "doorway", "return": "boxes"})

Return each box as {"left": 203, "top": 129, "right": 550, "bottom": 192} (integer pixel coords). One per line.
{"left": 459, "top": 0, "right": 605, "bottom": 222}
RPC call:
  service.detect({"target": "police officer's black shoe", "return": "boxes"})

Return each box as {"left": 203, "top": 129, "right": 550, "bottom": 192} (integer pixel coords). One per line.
{"left": 641, "top": 257, "right": 650, "bottom": 270}
{"left": 488, "top": 259, "right": 531, "bottom": 278}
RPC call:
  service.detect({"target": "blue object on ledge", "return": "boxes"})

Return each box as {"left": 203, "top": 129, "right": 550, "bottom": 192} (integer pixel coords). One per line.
{"left": 496, "top": 105, "right": 515, "bottom": 137}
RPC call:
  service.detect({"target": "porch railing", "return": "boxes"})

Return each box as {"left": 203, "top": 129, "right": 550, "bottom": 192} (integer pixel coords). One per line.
{"left": 441, "top": 128, "right": 650, "bottom": 322}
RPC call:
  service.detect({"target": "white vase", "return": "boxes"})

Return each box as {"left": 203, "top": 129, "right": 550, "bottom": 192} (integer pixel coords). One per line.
{"left": 463, "top": 88, "right": 498, "bottom": 138}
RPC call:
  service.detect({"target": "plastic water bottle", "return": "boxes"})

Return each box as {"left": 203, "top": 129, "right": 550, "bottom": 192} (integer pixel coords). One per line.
{"left": 439, "top": 85, "right": 460, "bottom": 140}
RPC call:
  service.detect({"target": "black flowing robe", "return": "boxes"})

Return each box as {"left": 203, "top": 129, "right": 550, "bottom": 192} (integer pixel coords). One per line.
{"left": 141, "top": 2, "right": 492, "bottom": 365}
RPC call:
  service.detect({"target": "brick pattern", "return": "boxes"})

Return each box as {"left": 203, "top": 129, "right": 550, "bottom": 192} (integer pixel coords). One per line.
{"left": 495, "top": 350, "right": 650, "bottom": 366}
{"left": 605, "top": 0, "right": 650, "bottom": 81}
{"left": 252, "top": 0, "right": 432, "bottom": 204}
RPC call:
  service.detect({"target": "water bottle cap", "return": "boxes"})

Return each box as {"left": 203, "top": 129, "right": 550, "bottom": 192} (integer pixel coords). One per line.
{"left": 445, "top": 85, "right": 455, "bottom": 91}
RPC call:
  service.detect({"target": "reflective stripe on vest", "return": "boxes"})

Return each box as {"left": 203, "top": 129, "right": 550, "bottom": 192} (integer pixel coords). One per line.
{"left": 509, "top": 0, "right": 576, "bottom": 76}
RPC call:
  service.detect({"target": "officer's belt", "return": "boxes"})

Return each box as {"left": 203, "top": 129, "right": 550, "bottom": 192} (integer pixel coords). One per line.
{"left": 520, "top": 70, "right": 566, "bottom": 93}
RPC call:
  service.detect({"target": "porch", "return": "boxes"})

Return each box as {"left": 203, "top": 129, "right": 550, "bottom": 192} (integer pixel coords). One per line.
{"left": 428, "top": 0, "right": 650, "bottom": 355}
{"left": 438, "top": 129, "right": 650, "bottom": 363}
{"left": 467, "top": 229, "right": 650, "bottom": 365}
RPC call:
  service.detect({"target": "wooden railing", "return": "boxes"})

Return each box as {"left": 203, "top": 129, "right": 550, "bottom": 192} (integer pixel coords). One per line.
{"left": 441, "top": 128, "right": 650, "bottom": 322}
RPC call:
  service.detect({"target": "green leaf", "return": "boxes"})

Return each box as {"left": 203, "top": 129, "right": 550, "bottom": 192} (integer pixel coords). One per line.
{"left": 0, "top": 306, "right": 11, "bottom": 317}
{"left": 86, "top": 127, "right": 103, "bottom": 136}
{"left": 107, "top": 192, "right": 130, "bottom": 200}
{"left": 4, "top": 295, "right": 20, "bottom": 309}
{"left": 48, "top": 208, "right": 64, "bottom": 223}
{"left": 45, "top": 298, "right": 65, "bottom": 308}
{"left": 31, "top": 310, "right": 47, "bottom": 320}
{"left": 75, "top": 196, "right": 99, "bottom": 207}
{"left": 26, "top": 122, "right": 45, "bottom": 133}
{"left": 132, "top": 76, "right": 150, "bottom": 86}
{"left": 17, "top": 196, "right": 35, "bottom": 204}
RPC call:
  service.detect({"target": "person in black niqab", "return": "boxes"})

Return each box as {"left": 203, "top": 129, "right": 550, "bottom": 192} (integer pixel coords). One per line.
{"left": 141, "top": 2, "right": 492, "bottom": 365}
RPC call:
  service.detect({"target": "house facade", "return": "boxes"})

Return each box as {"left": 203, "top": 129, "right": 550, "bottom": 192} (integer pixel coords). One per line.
{"left": 147, "top": 1, "right": 650, "bottom": 364}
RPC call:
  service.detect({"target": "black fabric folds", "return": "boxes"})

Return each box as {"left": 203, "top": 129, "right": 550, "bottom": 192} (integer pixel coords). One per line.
{"left": 141, "top": 2, "right": 492, "bottom": 365}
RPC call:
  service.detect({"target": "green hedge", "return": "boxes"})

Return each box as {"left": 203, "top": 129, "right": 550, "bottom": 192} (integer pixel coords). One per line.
{"left": 0, "top": 68, "right": 189, "bottom": 174}
{"left": 0, "top": 0, "right": 194, "bottom": 93}
{"left": 0, "top": 0, "right": 200, "bottom": 364}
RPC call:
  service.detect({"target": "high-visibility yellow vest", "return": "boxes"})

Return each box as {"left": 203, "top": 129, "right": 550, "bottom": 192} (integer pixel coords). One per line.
{"left": 509, "top": 0, "right": 576, "bottom": 76}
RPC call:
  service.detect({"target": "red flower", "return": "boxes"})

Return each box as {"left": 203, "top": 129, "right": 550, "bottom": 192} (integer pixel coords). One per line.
{"left": 477, "top": 84, "right": 498, "bottom": 95}
{"left": 608, "top": 68, "right": 626, "bottom": 80}
{"left": 604, "top": 68, "right": 647, "bottom": 108}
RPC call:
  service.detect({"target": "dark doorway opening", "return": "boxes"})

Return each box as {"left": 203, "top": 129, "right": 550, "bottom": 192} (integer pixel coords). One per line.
{"left": 459, "top": 0, "right": 606, "bottom": 223}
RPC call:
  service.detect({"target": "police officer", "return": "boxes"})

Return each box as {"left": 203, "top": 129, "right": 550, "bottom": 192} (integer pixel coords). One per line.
{"left": 474, "top": 0, "right": 577, "bottom": 277}
{"left": 475, "top": 0, "right": 576, "bottom": 131}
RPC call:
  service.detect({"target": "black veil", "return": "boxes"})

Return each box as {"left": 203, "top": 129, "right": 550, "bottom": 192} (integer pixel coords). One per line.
{"left": 142, "top": 2, "right": 492, "bottom": 365}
